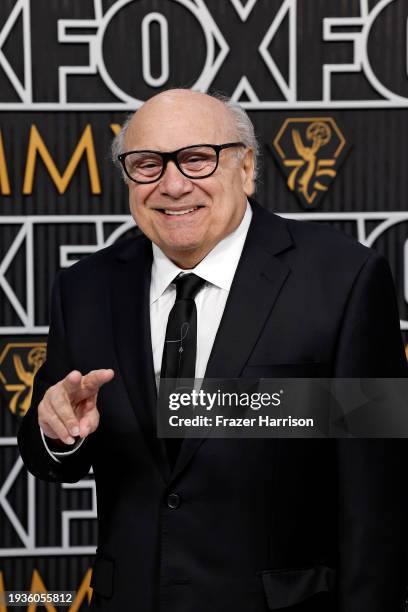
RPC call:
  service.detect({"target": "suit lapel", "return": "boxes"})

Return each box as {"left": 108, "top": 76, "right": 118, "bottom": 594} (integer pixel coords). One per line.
{"left": 205, "top": 211, "right": 293, "bottom": 379}
{"left": 172, "top": 204, "right": 294, "bottom": 480}
{"left": 110, "top": 234, "right": 170, "bottom": 482}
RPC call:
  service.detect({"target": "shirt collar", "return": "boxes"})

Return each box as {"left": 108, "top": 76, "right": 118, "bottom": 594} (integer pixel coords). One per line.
{"left": 150, "top": 201, "right": 252, "bottom": 304}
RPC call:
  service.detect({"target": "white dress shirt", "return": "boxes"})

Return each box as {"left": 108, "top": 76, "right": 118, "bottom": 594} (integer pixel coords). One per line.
{"left": 43, "top": 202, "right": 252, "bottom": 461}
{"left": 150, "top": 201, "right": 252, "bottom": 386}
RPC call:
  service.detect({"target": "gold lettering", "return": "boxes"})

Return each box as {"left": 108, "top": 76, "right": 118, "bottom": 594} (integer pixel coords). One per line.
{"left": 69, "top": 568, "right": 93, "bottom": 611}
{"left": 23, "top": 124, "right": 101, "bottom": 195}
{"left": 110, "top": 123, "right": 121, "bottom": 136}
{"left": 0, "top": 131, "right": 11, "bottom": 195}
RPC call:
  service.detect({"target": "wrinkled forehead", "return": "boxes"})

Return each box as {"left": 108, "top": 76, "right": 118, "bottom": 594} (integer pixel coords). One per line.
{"left": 124, "top": 94, "right": 238, "bottom": 152}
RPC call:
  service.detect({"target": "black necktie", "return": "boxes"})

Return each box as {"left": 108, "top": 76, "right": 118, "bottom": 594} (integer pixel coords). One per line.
{"left": 160, "top": 273, "right": 205, "bottom": 467}
{"left": 160, "top": 273, "right": 205, "bottom": 380}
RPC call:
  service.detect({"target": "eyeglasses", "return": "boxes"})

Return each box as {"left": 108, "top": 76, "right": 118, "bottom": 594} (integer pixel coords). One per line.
{"left": 118, "top": 142, "right": 246, "bottom": 184}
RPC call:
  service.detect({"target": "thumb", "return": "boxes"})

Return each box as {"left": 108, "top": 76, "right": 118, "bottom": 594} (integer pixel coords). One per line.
{"left": 77, "top": 395, "right": 100, "bottom": 438}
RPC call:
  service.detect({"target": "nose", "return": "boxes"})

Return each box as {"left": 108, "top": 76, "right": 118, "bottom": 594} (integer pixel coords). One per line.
{"left": 158, "top": 160, "right": 193, "bottom": 199}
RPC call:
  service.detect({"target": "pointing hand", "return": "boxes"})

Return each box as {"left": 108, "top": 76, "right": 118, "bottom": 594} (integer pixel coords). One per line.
{"left": 38, "top": 369, "right": 114, "bottom": 444}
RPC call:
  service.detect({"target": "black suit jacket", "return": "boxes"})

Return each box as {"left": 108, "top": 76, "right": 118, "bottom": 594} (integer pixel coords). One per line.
{"left": 18, "top": 202, "right": 408, "bottom": 611}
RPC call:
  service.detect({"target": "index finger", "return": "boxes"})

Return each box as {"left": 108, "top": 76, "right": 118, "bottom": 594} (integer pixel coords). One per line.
{"left": 62, "top": 370, "right": 83, "bottom": 397}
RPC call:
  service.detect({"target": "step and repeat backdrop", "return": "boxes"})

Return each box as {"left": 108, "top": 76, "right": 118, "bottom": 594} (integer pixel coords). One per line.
{"left": 0, "top": 0, "right": 407, "bottom": 608}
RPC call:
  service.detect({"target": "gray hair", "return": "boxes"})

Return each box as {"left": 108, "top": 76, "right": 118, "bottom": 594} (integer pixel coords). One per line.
{"left": 111, "top": 91, "right": 260, "bottom": 184}
{"left": 111, "top": 113, "right": 133, "bottom": 174}
{"left": 210, "top": 92, "right": 260, "bottom": 181}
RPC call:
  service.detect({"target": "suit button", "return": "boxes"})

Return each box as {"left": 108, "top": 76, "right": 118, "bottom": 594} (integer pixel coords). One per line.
{"left": 167, "top": 493, "right": 181, "bottom": 509}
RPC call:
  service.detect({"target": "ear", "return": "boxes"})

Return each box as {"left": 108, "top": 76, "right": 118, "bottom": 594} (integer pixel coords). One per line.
{"left": 241, "top": 148, "right": 255, "bottom": 196}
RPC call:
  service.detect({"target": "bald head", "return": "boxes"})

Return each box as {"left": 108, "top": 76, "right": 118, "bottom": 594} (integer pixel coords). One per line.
{"left": 124, "top": 89, "right": 238, "bottom": 152}
{"left": 112, "top": 89, "right": 259, "bottom": 181}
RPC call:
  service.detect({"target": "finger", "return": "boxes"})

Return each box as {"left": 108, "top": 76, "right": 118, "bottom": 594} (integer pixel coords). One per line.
{"left": 41, "top": 423, "right": 63, "bottom": 440}
{"left": 40, "top": 404, "right": 76, "bottom": 445}
{"left": 45, "top": 384, "right": 80, "bottom": 437}
{"left": 78, "top": 368, "right": 115, "bottom": 399}
{"left": 78, "top": 406, "right": 100, "bottom": 438}
{"left": 75, "top": 395, "right": 98, "bottom": 437}
{"left": 75, "top": 393, "right": 97, "bottom": 417}
{"left": 74, "top": 396, "right": 97, "bottom": 436}
{"left": 62, "top": 370, "right": 83, "bottom": 398}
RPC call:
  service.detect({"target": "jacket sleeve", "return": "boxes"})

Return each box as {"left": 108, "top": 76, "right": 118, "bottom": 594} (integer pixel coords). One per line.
{"left": 333, "top": 252, "right": 408, "bottom": 611}
{"left": 17, "top": 272, "right": 93, "bottom": 483}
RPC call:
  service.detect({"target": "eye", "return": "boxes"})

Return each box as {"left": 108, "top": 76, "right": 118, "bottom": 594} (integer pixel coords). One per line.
{"left": 180, "top": 151, "right": 214, "bottom": 168}
{"left": 185, "top": 154, "right": 207, "bottom": 163}
{"left": 139, "top": 160, "right": 161, "bottom": 169}
{"left": 127, "top": 154, "right": 163, "bottom": 176}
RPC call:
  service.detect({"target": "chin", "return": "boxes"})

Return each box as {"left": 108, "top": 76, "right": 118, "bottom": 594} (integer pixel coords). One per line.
{"left": 158, "top": 239, "right": 206, "bottom": 265}
{"left": 159, "top": 232, "right": 205, "bottom": 252}
{"left": 164, "top": 241, "right": 202, "bottom": 254}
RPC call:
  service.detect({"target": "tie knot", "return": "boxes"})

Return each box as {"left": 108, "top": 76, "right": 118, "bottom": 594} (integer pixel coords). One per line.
{"left": 174, "top": 273, "right": 205, "bottom": 301}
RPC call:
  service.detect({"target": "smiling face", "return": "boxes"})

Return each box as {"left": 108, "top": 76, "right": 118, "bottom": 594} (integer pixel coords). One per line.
{"left": 122, "top": 90, "right": 255, "bottom": 268}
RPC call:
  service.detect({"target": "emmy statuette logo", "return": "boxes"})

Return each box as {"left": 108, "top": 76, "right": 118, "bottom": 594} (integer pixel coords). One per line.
{"left": 272, "top": 117, "right": 348, "bottom": 210}
{"left": 0, "top": 341, "right": 46, "bottom": 418}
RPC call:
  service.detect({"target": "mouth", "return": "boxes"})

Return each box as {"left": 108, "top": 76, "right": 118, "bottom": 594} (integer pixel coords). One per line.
{"left": 154, "top": 205, "right": 204, "bottom": 217}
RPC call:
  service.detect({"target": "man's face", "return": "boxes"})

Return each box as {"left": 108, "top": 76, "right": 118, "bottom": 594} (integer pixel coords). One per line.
{"left": 123, "top": 91, "right": 255, "bottom": 268}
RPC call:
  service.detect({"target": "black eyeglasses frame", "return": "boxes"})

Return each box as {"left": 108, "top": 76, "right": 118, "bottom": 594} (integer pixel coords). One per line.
{"left": 117, "top": 142, "right": 246, "bottom": 184}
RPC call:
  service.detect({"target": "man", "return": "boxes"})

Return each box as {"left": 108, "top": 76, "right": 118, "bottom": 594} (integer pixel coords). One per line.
{"left": 18, "top": 90, "right": 408, "bottom": 611}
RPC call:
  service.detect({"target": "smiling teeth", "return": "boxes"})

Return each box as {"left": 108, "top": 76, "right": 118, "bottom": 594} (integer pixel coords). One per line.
{"left": 164, "top": 208, "right": 196, "bottom": 215}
